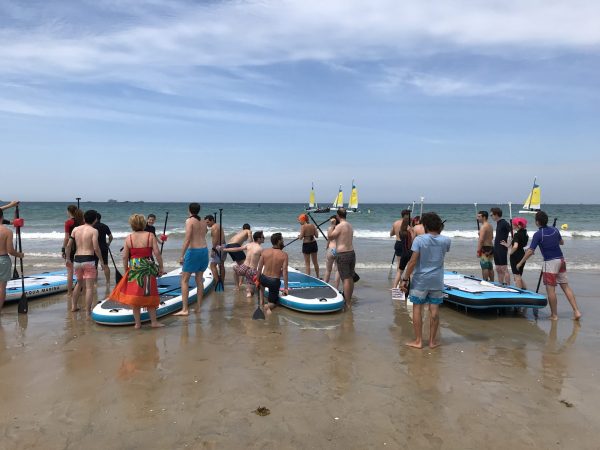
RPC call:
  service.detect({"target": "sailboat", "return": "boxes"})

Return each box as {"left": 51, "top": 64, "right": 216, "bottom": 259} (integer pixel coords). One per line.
{"left": 312, "top": 185, "right": 344, "bottom": 214}
{"left": 347, "top": 180, "right": 360, "bottom": 213}
{"left": 305, "top": 183, "right": 318, "bottom": 212}
{"left": 519, "top": 178, "right": 541, "bottom": 214}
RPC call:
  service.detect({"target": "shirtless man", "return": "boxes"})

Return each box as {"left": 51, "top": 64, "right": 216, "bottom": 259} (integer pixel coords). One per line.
{"left": 225, "top": 223, "right": 252, "bottom": 289}
{"left": 257, "top": 232, "right": 288, "bottom": 314}
{"left": 220, "top": 231, "right": 265, "bottom": 297}
{"left": 66, "top": 210, "right": 103, "bottom": 314}
{"left": 329, "top": 207, "right": 355, "bottom": 307}
{"left": 206, "top": 214, "right": 226, "bottom": 289}
{"left": 0, "top": 208, "right": 24, "bottom": 312}
{"left": 175, "top": 203, "right": 208, "bottom": 316}
{"left": 477, "top": 210, "right": 494, "bottom": 281}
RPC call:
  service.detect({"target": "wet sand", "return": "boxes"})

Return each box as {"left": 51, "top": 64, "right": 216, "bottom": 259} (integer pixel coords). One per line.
{"left": 1, "top": 269, "right": 599, "bottom": 449}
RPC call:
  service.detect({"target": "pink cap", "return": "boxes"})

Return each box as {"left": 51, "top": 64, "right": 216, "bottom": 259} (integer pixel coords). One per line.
{"left": 512, "top": 217, "right": 527, "bottom": 228}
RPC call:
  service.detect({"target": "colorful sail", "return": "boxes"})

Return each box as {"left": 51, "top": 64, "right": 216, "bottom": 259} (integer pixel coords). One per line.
{"left": 332, "top": 185, "right": 344, "bottom": 208}
{"left": 308, "top": 183, "right": 317, "bottom": 209}
{"left": 522, "top": 178, "right": 541, "bottom": 210}
{"left": 348, "top": 180, "right": 359, "bottom": 210}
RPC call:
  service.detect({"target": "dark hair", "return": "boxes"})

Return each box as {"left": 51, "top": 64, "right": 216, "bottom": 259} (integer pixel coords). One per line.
{"left": 189, "top": 203, "right": 201, "bottom": 215}
{"left": 398, "top": 216, "right": 410, "bottom": 240}
{"left": 329, "top": 215, "right": 339, "bottom": 225}
{"left": 84, "top": 210, "right": 98, "bottom": 225}
{"left": 73, "top": 208, "right": 84, "bottom": 226}
{"left": 96, "top": 212, "right": 102, "bottom": 221}
{"left": 147, "top": 213, "right": 156, "bottom": 220}
{"left": 67, "top": 204, "right": 77, "bottom": 216}
{"left": 204, "top": 214, "right": 214, "bottom": 222}
{"left": 421, "top": 212, "right": 444, "bottom": 233}
{"left": 535, "top": 210, "right": 549, "bottom": 227}
{"left": 490, "top": 207, "right": 503, "bottom": 217}
{"left": 478, "top": 210, "right": 488, "bottom": 220}
{"left": 253, "top": 231, "right": 264, "bottom": 242}
{"left": 243, "top": 223, "right": 251, "bottom": 230}
{"left": 337, "top": 207, "right": 347, "bottom": 219}
{"left": 401, "top": 209, "right": 411, "bottom": 218}
{"left": 271, "top": 232, "right": 283, "bottom": 246}
{"left": 411, "top": 216, "right": 421, "bottom": 226}
{"left": 0, "top": 209, "right": 3, "bottom": 219}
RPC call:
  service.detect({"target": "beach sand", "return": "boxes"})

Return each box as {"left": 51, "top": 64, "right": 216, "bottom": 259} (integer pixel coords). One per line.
{"left": 0, "top": 269, "right": 599, "bottom": 449}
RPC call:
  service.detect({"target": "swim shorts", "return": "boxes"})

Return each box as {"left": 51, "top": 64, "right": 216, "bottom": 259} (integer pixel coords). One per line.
{"left": 394, "top": 240, "right": 403, "bottom": 257}
{"left": 335, "top": 250, "right": 356, "bottom": 280}
{"left": 493, "top": 245, "right": 508, "bottom": 266}
{"left": 542, "top": 258, "right": 568, "bottom": 286}
{"left": 183, "top": 247, "right": 209, "bottom": 273}
{"left": 225, "top": 243, "right": 246, "bottom": 262}
{"left": 409, "top": 289, "right": 444, "bottom": 305}
{"left": 0, "top": 255, "right": 12, "bottom": 282}
{"left": 233, "top": 263, "right": 257, "bottom": 284}
{"left": 302, "top": 241, "right": 318, "bottom": 255}
{"left": 74, "top": 255, "right": 97, "bottom": 280}
{"left": 399, "top": 250, "right": 413, "bottom": 271}
{"left": 210, "top": 248, "right": 227, "bottom": 264}
{"left": 259, "top": 274, "right": 281, "bottom": 304}
{"left": 480, "top": 254, "right": 493, "bottom": 270}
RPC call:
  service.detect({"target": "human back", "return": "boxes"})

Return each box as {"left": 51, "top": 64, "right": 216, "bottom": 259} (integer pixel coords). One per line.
{"left": 187, "top": 216, "right": 208, "bottom": 249}
{"left": 261, "top": 247, "right": 287, "bottom": 278}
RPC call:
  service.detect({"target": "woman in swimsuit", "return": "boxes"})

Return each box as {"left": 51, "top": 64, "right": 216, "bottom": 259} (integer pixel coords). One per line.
{"left": 297, "top": 214, "right": 320, "bottom": 278}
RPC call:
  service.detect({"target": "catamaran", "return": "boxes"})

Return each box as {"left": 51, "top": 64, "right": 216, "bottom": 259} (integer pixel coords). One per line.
{"left": 310, "top": 184, "right": 344, "bottom": 214}
{"left": 519, "top": 178, "right": 541, "bottom": 214}
{"left": 347, "top": 180, "right": 360, "bottom": 213}
{"left": 305, "top": 183, "right": 319, "bottom": 212}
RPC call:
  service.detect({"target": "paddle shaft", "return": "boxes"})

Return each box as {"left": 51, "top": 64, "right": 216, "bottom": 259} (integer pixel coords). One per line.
{"left": 12, "top": 230, "right": 19, "bottom": 279}
{"left": 536, "top": 217, "right": 557, "bottom": 293}
{"left": 307, "top": 213, "right": 330, "bottom": 243}
{"left": 108, "top": 246, "right": 123, "bottom": 283}
{"left": 160, "top": 211, "right": 169, "bottom": 254}
{"left": 287, "top": 217, "right": 330, "bottom": 249}
{"left": 475, "top": 203, "right": 480, "bottom": 231}
{"left": 15, "top": 206, "right": 27, "bottom": 314}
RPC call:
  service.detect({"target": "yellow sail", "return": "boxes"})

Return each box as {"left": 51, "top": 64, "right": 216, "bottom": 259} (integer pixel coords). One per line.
{"left": 522, "top": 181, "right": 541, "bottom": 210}
{"left": 348, "top": 181, "right": 359, "bottom": 210}
{"left": 308, "top": 183, "right": 317, "bottom": 208}
{"left": 332, "top": 186, "right": 344, "bottom": 208}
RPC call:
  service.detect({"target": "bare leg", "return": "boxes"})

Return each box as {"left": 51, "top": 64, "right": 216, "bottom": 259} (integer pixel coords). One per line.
{"left": 194, "top": 272, "right": 204, "bottom": 311}
{"left": 71, "top": 278, "right": 83, "bottom": 311}
{"left": 545, "top": 284, "right": 558, "bottom": 320}
{"left": 85, "top": 279, "right": 96, "bottom": 314}
{"left": 233, "top": 263, "right": 241, "bottom": 290}
{"left": 342, "top": 277, "right": 354, "bottom": 307}
{"left": 209, "top": 263, "right": 218, "bottom": 286}
{"left": 311, "top": 252, "right": 320, "bottom": 278}
{"left": 0, "top": 280, "right": 7, "bottom": 312}
{"left": 149, "top": 307, "right": 164, "bottom": 327}
{"left": 103, "top": 265, "right": 110, "bottom": 286}
{"left": 132, "top": 306, "right": 142, "bottom": 329}
{"left": 429, "top": 304, "right": 441, "bottom": 348}
{"left": 514, "top": 274, "right": 525, "bottom": 289}
{"left": 66, "top": 262, "right": 74, "bottom": 297}
{"left": 219, "top": 262, "right": 225, "bottom": 285}
{"left": 174, "top": 272, "right": 191, "bottom": 316}
{"left": 559, "top": 283, "right": 582, "bottom": 320}
{"left": 303, "top": 253, "right": 311, "bottom": 275}
{"left": 393, "top": 266, "right": 402, "bottom": 289}
{"left": 334, "top": 269, "right": 340, "bottom": 290}
{"left": 406, "top": 304, "right": 423, "bottom": 348}
{"left": 324, "top": 254, "right": 333, "bottom": 283}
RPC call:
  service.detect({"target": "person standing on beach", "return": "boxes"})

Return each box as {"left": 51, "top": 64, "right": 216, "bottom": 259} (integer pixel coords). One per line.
{"left": 66, "top": 210, "right": 103, "bottom": 314}
{"left": 517, "top": 211, "right": 581, "bottom": 320}
{"left": 390, "top": 209, "right": 411, "bottom": 271}
{"left": 324, "top": 215, "right": 340, "bottom": 289}
{"left": 0, "top": 209, "right": 24, "bottom": 312}
{"left": 62, "top": 205, "right": 84, "bottom": 300}
{"left": 329, "top": 207, "right": 355, "bottom": 307}
{"left": 477, "top": 211, "right": 494, "bottom": 281}
{"left": 491, "top": 207, "right": 511, "bottom": 284}
{"left": 391, "top": 215, "right": 414, "bottom": 300}
{"left": 175, "top": 203, "right": 208, "bottom": 316}
{"left": 502, "top": 217, "right": 528, "bottom": 289}
{"left": 257, "top": 232, "right": 288, "bottom": 314}
{"left": 206, "top": 214, "right": 226, "bottom": 289}
{"left": 412, "top": 216, "right": 425, "bottom": 236}
{"left": 94, "top": 212, "right": 113, "bottom": 286}
{"left": 224, "top": 224, "right": 252, "bottom": 289}
{"left": 298, "top": 214, "right": 320, "bottom": 278}
{"left": 220, "top": 231, "right": 265, "bottom": 297}
{"left": 400, "top": 212, "right": 451, "bottom": 349}
{"left": 144, "top": 213, "right": 159, "bottom": 245}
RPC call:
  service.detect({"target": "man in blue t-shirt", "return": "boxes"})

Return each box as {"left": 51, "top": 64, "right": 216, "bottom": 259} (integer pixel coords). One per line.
{"left": 517, "top": 210, "right": 581, "bottom": 321}
{"left": 400, "top": 212, "right": 451, "bottom": 349}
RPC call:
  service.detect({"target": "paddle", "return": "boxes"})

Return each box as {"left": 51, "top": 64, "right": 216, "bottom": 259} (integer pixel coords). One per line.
{"left": 474, "top": 203, "right": 480, "bottom": 231}
{"left": 108, "top": 246, "right": 123, "bottom": 284}
{"left": 307, "top": 213, "right": 329, "bottom": 243}
{"left": 214, "top": 208, "right": 224, "bottom": 291}
{"left": 160, "top": 211, "right": 169, "bottom": 254}
{"left": 11, "top": 228, "right": 19, "bottom": 280}
{"left": 282, "top": 237, "right": 301, "bottom": 249}
{"left": 76, "top": 197, "right": 81, "bottom": 209}
{"left": 536, "top": 217, "right": 557, "bottom": 293}
{"left": 14, "top": 206, "right": 27, "bottom": 314}
{"left": 252, "top": 281, "right": 265, "bottom": 320}
{"left": 419, "top": 196, "right": 424, "bottom": 217}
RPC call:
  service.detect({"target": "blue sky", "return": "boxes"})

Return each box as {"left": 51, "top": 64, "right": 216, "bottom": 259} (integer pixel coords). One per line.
{"left": 1, "top": 0, "right": 599, "bottom": 203}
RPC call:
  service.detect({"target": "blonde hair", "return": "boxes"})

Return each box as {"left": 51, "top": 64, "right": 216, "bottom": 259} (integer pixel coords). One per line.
{"left": 129, "top": 214, "right": 147, "bottom": 232}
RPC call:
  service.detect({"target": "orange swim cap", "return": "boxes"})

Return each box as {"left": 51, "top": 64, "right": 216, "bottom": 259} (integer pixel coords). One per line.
{"left": 298, "top": 213, "right": 309, "bottom": 223}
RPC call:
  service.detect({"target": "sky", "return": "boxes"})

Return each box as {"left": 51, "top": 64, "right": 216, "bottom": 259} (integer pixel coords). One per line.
{"left": 1, "top": 0, "right": 599, "bottom": 204}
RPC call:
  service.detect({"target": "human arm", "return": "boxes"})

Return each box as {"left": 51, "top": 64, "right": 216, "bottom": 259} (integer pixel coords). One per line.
{"left": 282, "top": 253, "right": 289, "bottom": 295}
{"left": 219, "top": 243, "right": 247, "bottom": 253}
{"left": 0, "top": 201, "right": 19, "bottom": 210}
{"left": 65, "top": 230, "right": 75, "bottom": 263}
{"left": 516, "top": 248, "right": 534, "bottom": 269}
{"left": 92, "top": 229, "right": 103, "bottom": 268}
{"left": 108, "top": 232, "right": 113, "bottom": 246}
{"left": 179, "top": 219, "right": 192, "bottom": 264}
{"left": 399, "top": 251, "right": 419, "bottom": 292}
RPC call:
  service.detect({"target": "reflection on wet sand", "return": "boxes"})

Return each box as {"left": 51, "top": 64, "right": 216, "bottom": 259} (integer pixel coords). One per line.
{"left": 541, "top": 320, "right": 580, "bottom": 396}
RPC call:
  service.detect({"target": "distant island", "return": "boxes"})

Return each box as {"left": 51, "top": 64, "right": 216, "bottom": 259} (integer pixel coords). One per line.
{"left": 107, "top": 200, "right": 145, "bottom": 203}
{"left": 107, "top": 199, "right": 118, "bottom": 203}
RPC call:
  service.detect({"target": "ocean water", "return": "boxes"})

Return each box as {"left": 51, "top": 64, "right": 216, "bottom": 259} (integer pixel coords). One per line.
{"left": 4, "top": 202, "right": 600, "bottom": 272}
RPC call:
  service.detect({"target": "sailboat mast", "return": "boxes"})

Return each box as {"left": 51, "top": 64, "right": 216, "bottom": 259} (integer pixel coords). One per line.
{"left": 527, "top": 177, "right": 537, "bottom": 210}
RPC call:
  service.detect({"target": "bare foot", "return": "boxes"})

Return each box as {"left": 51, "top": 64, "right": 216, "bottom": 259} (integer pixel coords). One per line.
{"left": 134, "top": 324, "right": 141, "bottom": 329}
{"left": 429, "top": 342, "right": 441, "bottom": 349}
{"left": 405, "top": 340, "right": 423, "bottom": 349}
{"left": 246, "top": 292, "right": 252, "bottom": 298}
{"left": 550, "top": 315, "right": 559, "bottom": 321}
{"left": 150, "top": 322, "right": 165, "bottom": 328}
{"left": 174, "top": 310, "right": 189, "bottom": 316}
{"left": 573, "top": 311, "right": 582, "bottom": 321}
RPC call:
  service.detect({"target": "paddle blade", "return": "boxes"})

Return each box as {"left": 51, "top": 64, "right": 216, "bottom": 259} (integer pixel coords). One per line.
{"left": 18, "top": 294, "right": 28, "bottom": 314}
{"left": 115, "top": 269, "right": 123, "bottom": 284}
{"left": 353, "top": 272, "right": 360, "bottom": 283}
{"left": 252, "top": 305, "right": 265, "bottom": 320}
{"left": 215, "top": 279, "right": 224, "bottom": 292}
{"left": 12, "top": 267, "right": 19, "bottom": 280}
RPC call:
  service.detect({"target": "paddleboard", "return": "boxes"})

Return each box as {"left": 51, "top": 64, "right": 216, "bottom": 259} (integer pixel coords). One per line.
{"left": 91, "top": 268, "right": 214, "bottom": 325}
{"left": 5, "top": 270, "right": 74, "bottom": 302}
{"left": 443, "top": 271, "right": 547, "bottom": 309}
{"left": 264, "top": 267, "right": 344, "bottom": 313}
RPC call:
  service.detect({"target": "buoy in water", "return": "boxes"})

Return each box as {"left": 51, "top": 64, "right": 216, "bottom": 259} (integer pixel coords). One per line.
{"left": 561, "top": 224, "right": 569, "bottom": 230}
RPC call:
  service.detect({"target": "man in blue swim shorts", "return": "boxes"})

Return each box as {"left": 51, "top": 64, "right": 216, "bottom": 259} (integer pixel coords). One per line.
{"left": 400, "top": 212, "right": 451, "bottom": 349}
{"left": 175, "top": 203, "right": 209, "bottom": 316}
